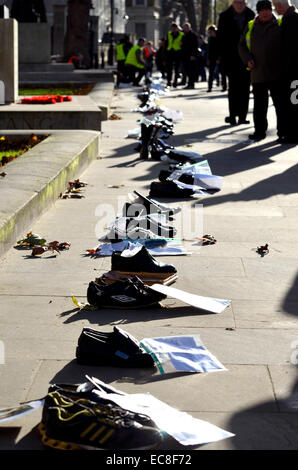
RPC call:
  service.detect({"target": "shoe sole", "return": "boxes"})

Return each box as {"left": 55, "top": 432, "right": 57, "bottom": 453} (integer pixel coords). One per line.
{"left": 99, "top": 300, "right": 162, "bottom": 309}
{"left": 38, "top": 422, "right": 160, "bottom": 451}
{"left": 112, "top": 270, "right": 175, "bottom": 279}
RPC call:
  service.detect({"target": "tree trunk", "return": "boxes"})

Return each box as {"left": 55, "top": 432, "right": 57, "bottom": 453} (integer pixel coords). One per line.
{"left": 64, "top": 0, "right": 91, "bottom": 67}
{"left": 199, "top": 0, "right": 211, "bottom": 36}
{"left": 181, "top": 0, "right": 197, "bottom": 32}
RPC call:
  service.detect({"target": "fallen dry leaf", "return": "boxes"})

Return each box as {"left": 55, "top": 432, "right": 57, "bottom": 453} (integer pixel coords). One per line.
{"left": 31, "top": 246, "right": 46, "bottom": 256}
{"left": 0, "top": 172, "right": 7, "bottom": 177}
{"left": 109, "top": 113, "right": 123, "bottom": 120}
{"left": 257, "top": 243, "right": 269, "bottom": 256}
{"left": 196, "top": 234, "right": 217, "bottom": 245}
{"left": 86, "top": 248, "right": 101, "bottom": 256}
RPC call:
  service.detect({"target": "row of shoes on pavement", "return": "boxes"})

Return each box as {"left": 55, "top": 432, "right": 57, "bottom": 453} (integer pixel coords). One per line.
{"left": 37, "top": 80, "right": 186, "bottom": 451}
{"left": 137, "top": 84, "right": 202, "bottom": 198}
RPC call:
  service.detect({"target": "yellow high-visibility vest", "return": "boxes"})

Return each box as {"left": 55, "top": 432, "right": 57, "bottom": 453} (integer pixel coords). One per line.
{"left": 167, "top": 31, "right": 184, "bottom": 51}
{"left": 116, "top": 43, "right": 126, "bottom": 61}
{"left": 246, "top": 18, "right": 282, "bottom": 51}
{"left": 125, "top": 45, "right": 144, "bottom": 69}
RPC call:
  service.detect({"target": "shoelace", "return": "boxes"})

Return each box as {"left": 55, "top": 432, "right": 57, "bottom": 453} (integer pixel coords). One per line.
{"left": 48, "top": 393, "right": 136, "bottom": 428}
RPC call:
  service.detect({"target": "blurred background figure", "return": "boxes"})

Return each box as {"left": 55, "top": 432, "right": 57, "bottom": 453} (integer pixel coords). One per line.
{"left": 197, "top": 35, "right": 207, "bottom": 82}
{"left": 206, "top": 25, "right": 218, "bottom": 92}
{"left": 143, "top": 40, "right": 156, "bottom": 82}
{"left": 116, "top": 35, "right": 133, "bottom": 87}
{"left": 217, "top": 0, "right": 255, "bottom": 125}
{"left": 180, "top": 22, "right": 199, "bottom": 89}
{"left": 155, "top": 38, "right": 167, "bottom": 79}
{"left": 165, "top": 22, "right": 184, "bottom": 87}
{"left": 125, "top": 37, "right": 146, "bottom": 86}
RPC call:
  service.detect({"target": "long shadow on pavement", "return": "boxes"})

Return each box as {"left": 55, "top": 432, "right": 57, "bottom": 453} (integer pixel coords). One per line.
{"left": 227, "top": 375, "right": 298, "bottom": 450}
{"left": 60, "top": 305, "right": 215, "bottom": 326}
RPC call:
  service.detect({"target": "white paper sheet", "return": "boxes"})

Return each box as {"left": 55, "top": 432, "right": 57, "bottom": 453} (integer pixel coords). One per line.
{"left": 150, "top": 284, "right": 231, "bottom": 313}
{"left": 0, "top": 400, "right": 43, "bottom": 423}
{"left": 140, "top": 334, "right": 226, "bottom": 374}
{"left": 88, "top": 378, "right": 234, "bottom": 446}
{"left": 93, "top": 239, "right": 190, "bottom": 257}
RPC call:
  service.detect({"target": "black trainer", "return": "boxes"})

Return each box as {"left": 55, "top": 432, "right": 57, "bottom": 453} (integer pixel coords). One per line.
{"left": 133, "top": 190, "right": 181, "bottom": 215}
{"left": 45, "top": 386, "right": 157, "bottom": 428}
{"left": 87, "top": 276, "right": 167, "bottom": 309}
{"left": 111, "top": 214, "right": 176, "bottom": 238}
{"left": 78, "top": 326, "right": 142, "bottom": 355}
{"left": 39, "top": 391, "right": 163, "bottom": 450}
{"left": 149, "top": 181, "right": 194, "bottom": 198}
{"left": 111, "top": 246, "right": 177, "bottom": 278}
{"left": 76, "top": 325, "right": 155, "bottom": 368}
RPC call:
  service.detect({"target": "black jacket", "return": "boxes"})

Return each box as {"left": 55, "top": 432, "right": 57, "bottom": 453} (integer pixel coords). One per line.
{"left": 207, "top": 36, "right": 218, "bottom": 63}
{"left": 280, "top": 6, "right": 298, "bottom": 79}
{"left": 217, "top": 5, "right": 255, "bottom": 73}
{"left": 181, "top": 30, "right": 199, "bottom": 58}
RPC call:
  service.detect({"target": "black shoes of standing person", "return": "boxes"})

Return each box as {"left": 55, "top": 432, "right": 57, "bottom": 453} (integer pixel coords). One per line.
{"left": 248, "top": 133, "right": 266, "bottom": 142}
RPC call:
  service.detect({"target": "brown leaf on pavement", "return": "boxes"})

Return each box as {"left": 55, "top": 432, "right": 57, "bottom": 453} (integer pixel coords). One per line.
{"left": 31, "top": 246, "right": 47, "bottom": 256}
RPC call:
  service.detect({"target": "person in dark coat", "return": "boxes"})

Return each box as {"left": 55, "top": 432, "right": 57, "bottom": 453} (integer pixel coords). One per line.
{"left": 273, "top": 0, "right": 298, "bottom": 143}
{"left": 206, "top": 25, "right": 219, "bottom": 92}
{"left": 180, "top": 22, "right": 199, "bottom": 89}
{"left": 155, "top": 38, "right": 167, "bottom": 78}
{"left": 217, "top": 0, "right": 255, "bottom": 125}
{"left": 238, "top": 0, "right": 282, "bottom": 141}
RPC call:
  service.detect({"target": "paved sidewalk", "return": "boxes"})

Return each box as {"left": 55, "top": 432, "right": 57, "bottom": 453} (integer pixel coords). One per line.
{"left": 0, "top": 81, "right": 298, "bottom": 450}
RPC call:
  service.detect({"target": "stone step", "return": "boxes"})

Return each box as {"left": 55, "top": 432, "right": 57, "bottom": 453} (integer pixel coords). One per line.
{"left": 19, "top": 70, "right": 115, "bottom": 84}
{"left": 19, "top": 63, "right": 74, "bottom": 72}
{"left": 0, "top": 130, "right": 101, "bottom": 257}
{"left": 0, "top": 95, "right": 103, "bottom": 131}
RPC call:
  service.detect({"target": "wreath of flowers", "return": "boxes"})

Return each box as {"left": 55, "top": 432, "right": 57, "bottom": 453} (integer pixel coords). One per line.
{"left": 21, "top": 95, "right": 72, "bottom": 104}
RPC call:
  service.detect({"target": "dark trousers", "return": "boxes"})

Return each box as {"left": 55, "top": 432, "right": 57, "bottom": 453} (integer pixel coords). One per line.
{"left": 184, "top": 58, "right": 198, "bottom": 87}
{"left": 252, "top": 81, "right": 282, "bottom": 137}
{"left": 166, "top": 50, "right": 182, "bottom": 86}
{"left": 208, "top": 61, "right": 217, "bottom": 90}
{"left": 227, "top": 69, "right": 251, "bottom": 120}
{"left": 125, "top": 65, "right": 145, "bottom": 85}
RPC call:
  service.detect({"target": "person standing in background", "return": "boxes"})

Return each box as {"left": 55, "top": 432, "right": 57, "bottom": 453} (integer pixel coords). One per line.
{"left": 217, "top": 0, "right": 255, "bottom": 125}
{"left": 180, "top": 22, "right": 199, "bottom": 89}
{"left": 238, "top": 0, "right": 282, "bottom": 141}
{"left": 165, "top": 23, "right": 184, "bottom": 88}
{"left": 206, "top": 25, "right": 219, "bottom": 92}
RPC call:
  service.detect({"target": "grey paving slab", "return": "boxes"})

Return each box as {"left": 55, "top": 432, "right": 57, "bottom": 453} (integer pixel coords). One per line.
{"left": 0, "top": 359, "right": 41, "bottom": 407}
{"left": 268, "top": 365, "right": 298, "bottom": 412}
{"left": 233, "top": 300, "right": 298, "bottom": 329}
{"left": 198, "top": 412, "right": 298, "bottom": 450}
{"left": 24, "top": 359, "right": 275, "bottom": 414}
{"left": 198, "top": 328, "right": 298, "bottom": 365}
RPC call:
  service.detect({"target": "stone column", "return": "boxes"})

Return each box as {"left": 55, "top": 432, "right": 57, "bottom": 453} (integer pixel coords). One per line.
{"left": 53, "top": 4, "right": 66, "bottom": 57}
{"left": 0, "top": 19, "right": 18, "bottom": 104}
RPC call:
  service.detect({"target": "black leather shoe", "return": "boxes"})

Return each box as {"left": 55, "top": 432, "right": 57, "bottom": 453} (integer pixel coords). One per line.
{"left": 248, "top": 133, "right": 266, "bottom": 141}
{"left": 238, "top": 119, "right": 250, "bottom": 124}
{"left": 225, "top": 116, "right": 236, "bottom": 125}
{"left": 111, "top": 246, "right": 177, "bottom": 277}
